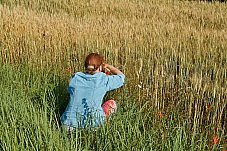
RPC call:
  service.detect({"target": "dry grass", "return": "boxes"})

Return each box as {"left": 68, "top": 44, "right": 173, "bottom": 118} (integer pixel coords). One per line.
{"left": 0, "top": 0, "right": 227, "bottom": 149}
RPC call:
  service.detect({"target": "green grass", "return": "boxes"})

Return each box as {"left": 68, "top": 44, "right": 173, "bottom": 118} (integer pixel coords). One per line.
{"left": 0, "top": 0, "right": 227, "bottom": 150}
{"left": 0, "top": 62, "right": 225, "bottom": 150}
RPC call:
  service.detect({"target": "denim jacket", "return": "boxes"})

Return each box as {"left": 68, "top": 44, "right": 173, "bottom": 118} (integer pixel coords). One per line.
{"left": 60, "top": 72, "right": 125, "bottom": 128}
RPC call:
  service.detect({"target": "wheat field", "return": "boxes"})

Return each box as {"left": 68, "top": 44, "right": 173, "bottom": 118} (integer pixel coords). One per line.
{"left": 0, "top": 0, "right": 226, "bottom": 150}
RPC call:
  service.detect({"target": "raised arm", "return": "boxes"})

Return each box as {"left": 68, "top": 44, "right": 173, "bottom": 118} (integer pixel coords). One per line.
{"left": 104, "top": 64, "right": 123, "bottom": 75}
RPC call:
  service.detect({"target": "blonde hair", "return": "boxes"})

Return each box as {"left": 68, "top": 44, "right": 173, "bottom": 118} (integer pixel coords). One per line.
{"left": 85, "top": 53, "right": 105, "bottom": 74}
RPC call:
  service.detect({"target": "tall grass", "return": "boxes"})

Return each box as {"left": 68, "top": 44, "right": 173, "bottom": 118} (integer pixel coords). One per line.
{"left": 0, "top": 0, "right": 226, "bottom": 150}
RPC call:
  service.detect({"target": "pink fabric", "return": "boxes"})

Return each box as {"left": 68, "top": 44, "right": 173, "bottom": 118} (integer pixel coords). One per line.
{"left": 102, "top": 100, "right": 117, "bottom": 121}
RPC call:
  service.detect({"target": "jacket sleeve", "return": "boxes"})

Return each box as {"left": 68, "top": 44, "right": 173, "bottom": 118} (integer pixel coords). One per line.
{"left": 105, "top": 74, "right": 125, "bottom": 91}
{"left": 67, "top": 74, "right": 77, "bottom": 95}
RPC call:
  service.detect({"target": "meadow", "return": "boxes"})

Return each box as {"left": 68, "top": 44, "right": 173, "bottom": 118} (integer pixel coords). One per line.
{"left": 0, "top": 0, "right": 226, "bottom": 150}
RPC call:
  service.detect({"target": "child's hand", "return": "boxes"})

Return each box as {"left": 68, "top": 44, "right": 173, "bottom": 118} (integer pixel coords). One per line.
{"left": 104, "top": 64, "right": 123, "bottom": 75}
{"left": 104, "top": 67, "right": 111, "bottom": 75}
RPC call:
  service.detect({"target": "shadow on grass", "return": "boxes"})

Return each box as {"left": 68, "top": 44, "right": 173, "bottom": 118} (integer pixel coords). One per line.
{"left": 52, "top": 76, "right": 70, "bottom": 126}
{"left": 28, "top": 72, "right": 70, "bottom": 127}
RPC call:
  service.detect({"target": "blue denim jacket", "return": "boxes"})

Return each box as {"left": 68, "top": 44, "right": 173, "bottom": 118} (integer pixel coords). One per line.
{"left": 60, "top": 72, "right": 125, "bottom": 128}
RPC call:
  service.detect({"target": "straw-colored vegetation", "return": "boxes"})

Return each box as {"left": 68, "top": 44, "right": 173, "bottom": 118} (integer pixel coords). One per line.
{"left": 0, "top": 0, "right": 226, "bottom": 150}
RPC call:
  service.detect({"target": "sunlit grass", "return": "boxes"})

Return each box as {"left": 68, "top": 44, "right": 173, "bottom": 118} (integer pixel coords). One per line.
{"left": 0, "top": 0, "right": 226, "bottom": 150}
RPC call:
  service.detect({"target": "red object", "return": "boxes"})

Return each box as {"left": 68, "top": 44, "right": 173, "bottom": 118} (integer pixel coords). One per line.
{"left": 67, "top": 67, "right": 71, "bottom": 71}
{"left": 159, "top": 113, "right": 164, "bottom": 117}
{"left": 206, "top": 104, "right": 211, "bottom": 109}
{"left": 102, "top": 100, "right": 117, "bottom": 122}
{"left": 212, "top": 137, "right": 220, "bottom": 145}
{"left": 105, "top": 68, "right": 111, "bottom": 75}
{"left": 105, "top": 70, "right": 111, "bottom": 75}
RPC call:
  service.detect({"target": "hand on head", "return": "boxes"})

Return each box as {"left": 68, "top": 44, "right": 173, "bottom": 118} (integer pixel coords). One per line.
{"left": 85, "top": 53, "right": 123, "bottom": 75}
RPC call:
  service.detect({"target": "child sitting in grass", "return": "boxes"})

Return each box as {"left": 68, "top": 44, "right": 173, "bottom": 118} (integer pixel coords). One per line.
{"left": 60, "top": 53, "right": 125, "bottom": 131}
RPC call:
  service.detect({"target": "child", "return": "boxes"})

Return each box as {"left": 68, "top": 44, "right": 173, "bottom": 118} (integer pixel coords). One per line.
{"left": 60, "top": 53, "right": 125, "bottom": 131}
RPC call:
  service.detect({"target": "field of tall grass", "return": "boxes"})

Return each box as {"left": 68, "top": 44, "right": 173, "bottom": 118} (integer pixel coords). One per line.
{"left": 0, "top": 0, "right": 226, "bottom": 150}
